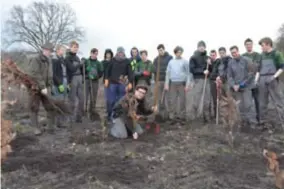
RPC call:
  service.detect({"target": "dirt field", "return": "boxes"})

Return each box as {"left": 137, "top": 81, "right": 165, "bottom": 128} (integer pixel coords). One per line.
{"left": 1, "top": 86, "right": 284, "bottom": 189}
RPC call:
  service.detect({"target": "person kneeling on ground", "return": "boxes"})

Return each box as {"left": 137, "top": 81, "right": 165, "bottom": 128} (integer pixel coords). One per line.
{"left": 110, "top": 84, "right": 158, "bottom": 139}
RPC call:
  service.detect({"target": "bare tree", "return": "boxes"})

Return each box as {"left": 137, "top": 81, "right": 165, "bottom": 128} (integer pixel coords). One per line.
{"left": 2, "top": 1, "right": 84, "bottom": 51}
{"left": 275, "top": 23, "right": 284, "bottom": 53}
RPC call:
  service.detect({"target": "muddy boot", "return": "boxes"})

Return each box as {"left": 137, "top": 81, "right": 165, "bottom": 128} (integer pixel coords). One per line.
{"left": 75, "top": 115, "right": 82, "bottom": 123}
{"left": 30, "top": 112, "right": 42, "bottom": 135}
{"left": 90, "top": 111, "right": 101, "bottom": 122}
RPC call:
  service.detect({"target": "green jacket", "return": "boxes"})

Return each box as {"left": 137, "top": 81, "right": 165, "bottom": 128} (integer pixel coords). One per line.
{"left": 259, "top": 50, "right": 284, "bottom": 70}
{"left": 242, "top": 52, "right": 261, "bottom": 63}
{"left": 28, "top": 53, "right": 53, "bottom": 90}
{"left": 85, "top": 58, "right": 103, "bottom": 80}
{"left": 134, "top": 60, "right": 156, "bottom": 85}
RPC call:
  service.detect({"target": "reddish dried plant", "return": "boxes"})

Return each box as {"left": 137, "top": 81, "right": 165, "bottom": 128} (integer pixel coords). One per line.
{"left": 263, "top": 149, "right": 284, "bottom": 189}
{"left": 1, "top": 59, "right": 71, "bottom": 115}
{"left": 219, "top": 91, "right": 241, "bottom": 147}
{"left": 1, "top": 119, "right": 16, "bottom": 163}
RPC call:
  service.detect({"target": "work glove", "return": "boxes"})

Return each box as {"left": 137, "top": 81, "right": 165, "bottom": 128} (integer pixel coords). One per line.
{"left": 203, "top": 70, "right": 209, "bottom": 76}
{"left": 41, "top": 88, "right": 48, "bottom": 95}
{"left": 104, "top": 79, "right": 109, "bottom": 88}
{"left": 265, "top": 76, "right": 275, "bottom": 85}
{"left": 143, "top": 70, "right": 151, "bottom": 77}
{"left": 239, "top": 81, "right": 246, "bottom": 89}
{"left": 58, "top": 85, "right": 65, "bottom": 93}
{"left": 127, "top": 83, "right": 132, "bottom": 91}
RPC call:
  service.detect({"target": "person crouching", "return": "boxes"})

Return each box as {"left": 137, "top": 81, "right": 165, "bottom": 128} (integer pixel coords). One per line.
{"left": 110, "top": 84, "right": 158, "bottom": 139}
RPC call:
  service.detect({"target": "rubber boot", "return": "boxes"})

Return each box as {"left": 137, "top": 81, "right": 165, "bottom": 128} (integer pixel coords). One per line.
{"left": 30, "top": 112, "right": 42, "bottom": 135}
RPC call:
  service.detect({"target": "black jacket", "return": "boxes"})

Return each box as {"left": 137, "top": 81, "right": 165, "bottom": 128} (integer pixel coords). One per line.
{"left": 52, "top": 55, "right": 66, "bottom": 86}
{"left": 219, "top": 56, "right": 232, "bottom": 81}
{"left": 153, "top": 52, "right": 173, "bottom": 82}
{"left": 209, "top": 58, "right": 221, "bottom": 81}
{"left": 189, "top": 50, "right": 209, "bottom": 79}
{"left": 105, "top": 56, "right": 133, "bottom": 84}
{"left": 65, "top": 52, "right": 82, "bottom": 83}
{"left": 102, "top": 60, "right": 111, "bottom": 81}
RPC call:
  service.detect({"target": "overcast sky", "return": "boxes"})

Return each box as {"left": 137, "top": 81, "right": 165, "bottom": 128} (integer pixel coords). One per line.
{"left": 1, "top": 0, "right": 283, "bottom": 60}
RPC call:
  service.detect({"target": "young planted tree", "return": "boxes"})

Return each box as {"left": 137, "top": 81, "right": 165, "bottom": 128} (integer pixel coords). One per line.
{"left": 2, "top": 0, "right": 84, "bottom": 51}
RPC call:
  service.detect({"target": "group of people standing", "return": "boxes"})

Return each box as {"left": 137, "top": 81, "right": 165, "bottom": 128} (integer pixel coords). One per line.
{"left": 26, "top": 37, "right": 284, "bottom": 138}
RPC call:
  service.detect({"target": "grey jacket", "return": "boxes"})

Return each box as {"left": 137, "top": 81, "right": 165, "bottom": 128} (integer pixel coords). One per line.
{"left": 227, "top": 56, "right": 254, "bottom": 90}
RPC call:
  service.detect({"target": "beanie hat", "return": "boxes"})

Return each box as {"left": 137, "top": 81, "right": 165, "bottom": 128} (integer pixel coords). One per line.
{"left": 197, "top": 41, "right": 206, "bottom": 48}
{"left": 117, "top": 46, "right": 125, "bottom": 54}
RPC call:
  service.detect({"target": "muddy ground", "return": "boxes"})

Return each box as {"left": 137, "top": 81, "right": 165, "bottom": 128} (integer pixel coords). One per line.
{"left": 1, "top": 86, "right": 284, "bottom": 189}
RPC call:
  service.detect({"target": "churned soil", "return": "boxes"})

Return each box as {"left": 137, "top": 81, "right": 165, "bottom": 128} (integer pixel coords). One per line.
{"left": 1, "top": 86, "right": 284, "bottom": 189}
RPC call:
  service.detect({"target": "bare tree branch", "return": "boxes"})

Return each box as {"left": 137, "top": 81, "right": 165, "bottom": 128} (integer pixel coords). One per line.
{"left": 275, "top": 23, "right": 284, "bottom": 53}
{"left": 3, "top": 0, "right": 85, "bottom": 51}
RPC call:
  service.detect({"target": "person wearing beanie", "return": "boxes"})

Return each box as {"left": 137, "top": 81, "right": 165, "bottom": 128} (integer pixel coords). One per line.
{"left": 188, "top": 40, "right": 211, "bottom": 122}
{"left": 129, "top": 47, "right": 141, "bottom": 71}
{"left": 153, "top": 44, "right": 173, "bottom": 122}
{"left": 102, "top": 48, "right": 114, "bottom": 120}
{"left": 84, "top": 48, "right": 103, "bottom": 121}
{"left": 164, "top": 46, "right": 192, "bottom": 124}
{"left": 110, "top": 83, "right": 158, "bottom": 139}
{"left": 104, "top": 46, "right": 133, "bottom": 120}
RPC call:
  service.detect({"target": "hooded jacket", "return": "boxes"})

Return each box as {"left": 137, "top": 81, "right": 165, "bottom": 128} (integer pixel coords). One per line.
{"left": 102, "top": 49, "right": 114, "bottom": 81}
{"left": 129, "top": 47, "right": 141, "bottom": 71}
{"left": 84, "top": 57, "right": 103, "bottom": 80}
{"left": 52, "top": 54, "right": 66, "bottom": 87}
{"left": 189, "top": 50, "right": 209, "bottom": 79}
{"left": 105, "top": 53, "right": 133, "bottom": 84}
{"left": 209, "top": 58, "right": 221, "bottom": 81}
{"left": 65, "top": 51, "right": 82, "bottom": 83}
{"left": 153, "top": 52, "right": 173, "bottom": 82}
{"left": 219, "top": 56, "right": 232, "bottom": 81}
{"left": 134, "top": 59, "right": 156, "bottom": 85}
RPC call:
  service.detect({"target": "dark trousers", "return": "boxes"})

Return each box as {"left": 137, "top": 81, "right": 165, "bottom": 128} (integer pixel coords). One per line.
{"left": 104, "top": 87, "right": 112, "bottom": 118}
{"left": 251, "top": 88, "right": 260, "bottom": 122}
{"left": 108, "top": 83, "right": 126, "bottom": 118}
{"left": 210, "top": 80, "right": 217, "bottom": 118}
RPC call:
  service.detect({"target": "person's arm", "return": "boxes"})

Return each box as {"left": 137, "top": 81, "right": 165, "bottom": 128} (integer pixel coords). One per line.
{"left": 189, "top": 56, "right": 196, "bottom": 74}
{"left": 97, "top": 61, "right": 104, "bottom": 78}
{"left": 273, "top": 51, "right": 284, "bottom": 78}
{"left": 28, "top": 57, "right": 46, "bottom": 90}
{"left": 227, "top": 60, "right": 235, "bottom": 88}
{"left": 184, "top": 59, "right": 192, "bottom": 87}
{"left": 65, "top": 56, "right": 79, "bottom": 73}
{"left": 52, "top": 58, "right": 62, "bottom": 86}
{"left": 164, "top": 60, "right": 172, "bottom": 87}
{"left": 126, "top": 59, "right": 134, "bottom": 83}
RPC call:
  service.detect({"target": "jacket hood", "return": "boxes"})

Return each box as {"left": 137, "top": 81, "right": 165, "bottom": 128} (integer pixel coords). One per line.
{"left": 194, "top": 50, "right": 207, "bottom": 56}
{"left": 130, "top": 47, "right": 141, "bottom": 61}
{"left": 104, "top": 49, "right": 113, "bottom": 60}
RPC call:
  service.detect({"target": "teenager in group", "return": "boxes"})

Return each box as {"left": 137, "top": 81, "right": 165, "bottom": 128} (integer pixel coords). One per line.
{"left": 65, "top": 41, "right": 84, "bottom": 123}
{"left": 84, "top": 48, "right": 103, "bottom": 121}
{"left": 153, "top": 44, "right": 173, "bottom": 121}
{"left": 255, "top": 37, "right": 284, "bottom": 129}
